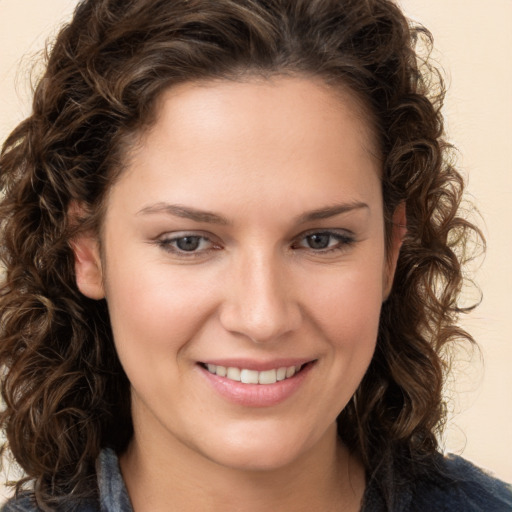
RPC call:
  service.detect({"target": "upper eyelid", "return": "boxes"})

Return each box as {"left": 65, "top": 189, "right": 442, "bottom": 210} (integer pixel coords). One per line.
{"left": 294, "top": 228, "right": 355, "bottom": 240}
{"left": 157, "top": 230, "right": 216, "bottom": 242}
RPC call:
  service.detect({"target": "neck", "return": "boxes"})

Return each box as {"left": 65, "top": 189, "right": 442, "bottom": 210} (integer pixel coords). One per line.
{"left": 120, "top": 421, "right": 365, "bottom": 512}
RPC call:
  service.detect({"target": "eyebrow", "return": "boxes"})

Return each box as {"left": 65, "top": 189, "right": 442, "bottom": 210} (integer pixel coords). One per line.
{"left": 137, "top": 203, "right": 230, "bottom": 225}
{"left": 296, "top": 202, "right": 369, "bottom": 223}
{"left": 137, "top": 201, "right": 369, "bottom": 225}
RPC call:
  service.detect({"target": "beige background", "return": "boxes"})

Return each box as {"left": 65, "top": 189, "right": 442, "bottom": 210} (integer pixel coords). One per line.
{"left": 0, "top": 0, "right": 511, "bottom": 498}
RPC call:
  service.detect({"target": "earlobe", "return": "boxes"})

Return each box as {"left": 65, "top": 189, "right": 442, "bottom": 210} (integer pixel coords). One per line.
{"left": 383, "top": 202, "right": 407, "bottom": 300}
{"left": 71, "top": 233, "right": 105, "bottom": 300}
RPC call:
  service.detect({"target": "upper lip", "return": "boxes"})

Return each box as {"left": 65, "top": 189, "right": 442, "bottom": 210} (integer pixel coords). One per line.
{"left": 199, "top": 358, "right": 316, "bottom": 371}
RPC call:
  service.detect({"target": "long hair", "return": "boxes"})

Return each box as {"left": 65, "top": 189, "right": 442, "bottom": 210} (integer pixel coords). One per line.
{"left": 0, "top": 0, "right": 482, "bottom": 509}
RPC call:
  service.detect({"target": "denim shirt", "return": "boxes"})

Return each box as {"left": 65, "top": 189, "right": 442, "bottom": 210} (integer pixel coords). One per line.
{"left": 2, "top": 448, "right": 512, "bottom": 511}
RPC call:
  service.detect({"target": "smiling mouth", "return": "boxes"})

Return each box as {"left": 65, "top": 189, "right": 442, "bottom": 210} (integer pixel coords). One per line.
{"left": 199, "top": 362, "right": 313, "bottom": 385}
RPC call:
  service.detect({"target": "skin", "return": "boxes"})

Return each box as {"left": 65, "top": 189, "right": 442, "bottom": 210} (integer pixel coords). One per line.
{"left": 74, "top": 76, "right": 404, "bottom": 511}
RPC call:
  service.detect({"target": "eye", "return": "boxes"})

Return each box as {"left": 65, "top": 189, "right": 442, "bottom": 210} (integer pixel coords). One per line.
{"left": 156, "top": 234, "right": 217, "bottom": 255}
{"left": 304, "top": 233, "right": 334, "bottom": 250}
{"left": 294, "top": 231, "right": 355, "bottom": 252}
{"left": 174, "top": 236, "right": 205, "bottom": 252}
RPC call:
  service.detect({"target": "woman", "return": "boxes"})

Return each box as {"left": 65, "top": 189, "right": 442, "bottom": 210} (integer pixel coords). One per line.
{"left": 0, "top": 0, "right": 511, "bottom": 510}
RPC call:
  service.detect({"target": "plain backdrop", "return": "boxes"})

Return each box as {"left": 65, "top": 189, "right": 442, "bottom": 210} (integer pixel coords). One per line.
{"left": 0, "top": 0, "right": 511, "bottom": 499}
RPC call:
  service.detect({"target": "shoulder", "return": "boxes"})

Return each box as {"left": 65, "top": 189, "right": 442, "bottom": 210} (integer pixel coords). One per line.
{"left": 1, "top": 493, "right": 99, "bottom": 512}
{"left": 0, "top": 449, "right": 130, "bottom": 512}
{"left": 412, "top": 454, "right": 512, "bottom": 512}
{"left": 1, "top": 494, "right": 36, "bottom": 512}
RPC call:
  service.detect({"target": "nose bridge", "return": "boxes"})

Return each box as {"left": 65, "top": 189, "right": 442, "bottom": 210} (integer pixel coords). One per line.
{"left": 220, "top": 245, "right": 300, "bottom": 343}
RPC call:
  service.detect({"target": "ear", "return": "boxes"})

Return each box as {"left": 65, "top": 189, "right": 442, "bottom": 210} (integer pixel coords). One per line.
{"left": 71, "top": 232, "right": 105, "bottom": 300}
{"left": 383, "top": 202, "right": 407, "bottom": 300}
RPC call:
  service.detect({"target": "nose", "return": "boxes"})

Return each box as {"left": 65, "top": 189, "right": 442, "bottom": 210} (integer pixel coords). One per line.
{"left": 219, "top": 249, "right": 302, "bottom": 344}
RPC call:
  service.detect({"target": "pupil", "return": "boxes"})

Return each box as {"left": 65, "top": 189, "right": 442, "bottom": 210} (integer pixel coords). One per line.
{"left": 308, "top": 234, "right": 330, "bottom": 249}
{"left": 177, "top": 236, "right": 200, "bottom": 251}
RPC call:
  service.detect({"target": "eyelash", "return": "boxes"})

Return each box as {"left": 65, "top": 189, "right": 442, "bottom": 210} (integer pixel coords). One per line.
{"left": 155, "top": 230, "right": 355, "bottom": 258}
{"left": 292, "top": 230, "right": 355, "bottom": 253}
{"left": 155, "top": 234, "right": 219, "bottom": 258}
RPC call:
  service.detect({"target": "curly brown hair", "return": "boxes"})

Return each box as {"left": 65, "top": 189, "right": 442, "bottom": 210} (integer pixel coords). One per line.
{"left": 0, "top": 0, "right": 482, "bottom": 509}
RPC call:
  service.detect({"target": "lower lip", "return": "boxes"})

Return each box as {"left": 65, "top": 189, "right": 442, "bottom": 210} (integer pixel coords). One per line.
{"left": 199, "top": 363, "right": 314, "bottom": 408}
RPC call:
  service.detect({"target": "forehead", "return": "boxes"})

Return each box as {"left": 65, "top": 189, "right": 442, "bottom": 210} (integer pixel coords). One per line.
{"left": 112, "top": 76, "right": 382, "bottom": 219}
{"left": 145, "top": 75, "right": 379, "bottom": 157}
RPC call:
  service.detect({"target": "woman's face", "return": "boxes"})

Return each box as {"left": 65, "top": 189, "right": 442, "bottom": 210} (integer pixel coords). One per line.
{"left": 75, "top": 77, "right": 402, "bottom": 471}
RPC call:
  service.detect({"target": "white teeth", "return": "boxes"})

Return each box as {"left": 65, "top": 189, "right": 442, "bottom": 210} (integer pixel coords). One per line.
{"left": 286, "top": 366, "right": 296, "bottom": 378}
{"left": 258, "top": 369, "right": 277, "bottom": 384}
{"left": 226, "top": 367, "right": 241, "bottom": 381}
{"left": 205, "top": 364, "right": 303, "bottom": 384}
{"left": 276, "top": 367, "right": 287, "bottom": 381}
{"left": 240, "top": 369, "right": 259, "bottom": 384}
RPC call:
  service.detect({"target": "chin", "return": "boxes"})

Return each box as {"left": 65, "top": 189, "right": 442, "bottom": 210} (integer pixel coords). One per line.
{"left": 208, "top": 445, "right": 302, "bottom": 473}
{"left": 195, "top": 421, "right": 328, "bottom": 473}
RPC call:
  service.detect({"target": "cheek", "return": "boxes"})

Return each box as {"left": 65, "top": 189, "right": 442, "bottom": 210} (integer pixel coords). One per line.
{"left": 304, "top": 260, "right": 384, "bottom": 400}
{"left": 104, "top": 259, "right": 217, "bottom": 367}
{"left": 307, "top": 263, "right": 385, "bottom": 342}
{"left": 292, "top": 264, "right": 384, "bottom": 430}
